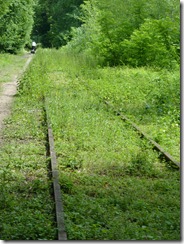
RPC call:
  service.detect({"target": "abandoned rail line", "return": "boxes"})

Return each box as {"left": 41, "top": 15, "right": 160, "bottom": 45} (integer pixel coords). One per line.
{"left": 104, "top": 100, "right": 180, "bottom": 169}
{"left": 0, "top": 54, "right": 179, "bottom": 239}
{"left": 42, "top": 79, "right": 180, "bottom": 239}
{"left": 42, "top": 83, "right": 179, "bottom": 239}
{"left": 44, "top": 98, "right": 67, "bottom": 240}
{"left": 82, "top": 81, "right": 180, "bottom": 169}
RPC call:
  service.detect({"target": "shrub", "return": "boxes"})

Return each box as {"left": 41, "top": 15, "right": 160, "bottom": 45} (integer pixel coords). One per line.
{"left": 121, "top": 18, "right": 179, "bottom": 69}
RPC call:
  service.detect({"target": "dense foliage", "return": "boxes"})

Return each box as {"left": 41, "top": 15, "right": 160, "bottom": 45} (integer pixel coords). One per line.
{"left": 0, "top": 0, "right": 36, "bottom": 53}
{"left": 0, "top": 0, "right": 180, "bottom": 68}
{"left": 65, "top": 0, "right": 180, "bottom": 68}
{"left": 31, "top": 0, "right": 84, "bottom": 48}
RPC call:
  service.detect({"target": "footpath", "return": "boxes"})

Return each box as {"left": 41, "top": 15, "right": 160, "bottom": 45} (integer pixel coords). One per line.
{"left": 0, "top": 54, "right": 32, "bottom": 139}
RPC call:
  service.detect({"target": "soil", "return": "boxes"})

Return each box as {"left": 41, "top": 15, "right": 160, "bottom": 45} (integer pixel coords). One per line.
{"left": 0, "top": 55, "right": 32, "bottom": 136}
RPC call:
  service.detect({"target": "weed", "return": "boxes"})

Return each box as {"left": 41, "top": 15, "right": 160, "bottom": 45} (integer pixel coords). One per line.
{"left": 0, "top": 49, "right": 180, "bottom": 240}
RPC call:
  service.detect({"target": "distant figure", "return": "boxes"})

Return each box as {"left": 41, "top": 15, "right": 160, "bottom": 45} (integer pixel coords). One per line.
{"left": 31, "top": 41, "right": 37, "bottom": 53}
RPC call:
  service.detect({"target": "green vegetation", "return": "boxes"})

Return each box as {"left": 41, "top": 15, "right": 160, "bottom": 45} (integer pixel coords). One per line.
{"left": 0, "top": 49, "right": 179, "bottom": 240}
{"left": 82, "top": 66, "right": 180, "bottom": 162}
{"left": 0, "top": 54, "right": 57, "bottom": 240}
{"left": 0, "top": 0, "right": 36, "bottom": 53}
{"left": 0, "top": 53, "right": 28, "bottom": 85}
{"left": 32, "top": 0, "right": 83, "bottom": 47}
{"left": 0, "top": 121, "right": 56, "bottom": 240}
{"left": 64, "top": 0, "right": 179, "bottom": 68}
{"left": 1, "top": 0, "right": 179, "bottom": 70}
{"left": 0, "top": 0, "right": 180, "bottom": 240}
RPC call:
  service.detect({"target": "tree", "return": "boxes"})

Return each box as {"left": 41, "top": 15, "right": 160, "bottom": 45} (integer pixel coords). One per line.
{"left": 65, "top": 0, "right": 180, "bottom": 68}
{"left": 32, "top": 0, "right": 84, "bottom": 48}
{"left": 121, "top": 18, "right": 180, "bottom": 68}
{"left": 0, "top": 0, "right": 36, "bottom": 53}
{"left": 0, "top": 0, "right": 12, "bottom": 19}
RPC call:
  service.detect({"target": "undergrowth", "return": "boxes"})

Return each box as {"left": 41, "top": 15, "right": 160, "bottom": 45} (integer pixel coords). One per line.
{"left": 42, "top": 49, "right": 180, "bottom": 240}
{"left": 0, "top": 97, "right": 57, "bottom": 240}
{"left": 0, "top": 53, "right": 56, "bottom": 240}
{"left": 0, "top": 49, "right": 180, "bottom": 240}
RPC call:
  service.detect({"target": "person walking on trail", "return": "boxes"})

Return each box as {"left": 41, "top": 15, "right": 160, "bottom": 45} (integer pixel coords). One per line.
{"left": 31, "top": 41, "right": 37, "bottom": 53}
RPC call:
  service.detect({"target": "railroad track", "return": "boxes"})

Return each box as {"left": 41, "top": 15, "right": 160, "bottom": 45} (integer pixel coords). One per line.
{"left": 82, "top": 82, "right": 180, "bottom": 169}
{"left": 40, "top": 80, "right": 179, "bottom": 240}
{"left": 44, "top": 98, "right": 67, "bottom": 240}
{"left": 104, "top": 101, "right": 180, "bottom": 169}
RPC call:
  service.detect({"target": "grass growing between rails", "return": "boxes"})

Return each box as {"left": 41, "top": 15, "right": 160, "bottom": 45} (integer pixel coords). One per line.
{"left": 84, "top": 67, "right": 180, "bottom": 162}
{"left": 0, "top": 49, "right": 180, "bottom": 240}
{"left": 46, "top": 75, "right": 180, "bottom": 240}
{"left": 42, "top": 49, "right": 180, "bottom": 162}
{"left": 34, "top": 49, "right": 180, "bottom": 240}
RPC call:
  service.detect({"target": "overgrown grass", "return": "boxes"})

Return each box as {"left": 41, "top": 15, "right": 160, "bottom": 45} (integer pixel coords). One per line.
{"left": 0, "top": 49, "right": 180, "bottom": 240}
{"left": 82, "top": 67, "right": 180, "bottom": 161}
{"left": 40, "top": 49, "right": 180, "bottom": 240}
{"left": 42, "top": 49, "right": 180, "bottom": 162}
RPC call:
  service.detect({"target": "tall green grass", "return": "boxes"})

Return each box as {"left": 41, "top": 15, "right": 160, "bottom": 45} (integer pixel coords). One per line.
{"left": 0, "top": 49, "right": 180, "bottom": 240}
{"left": 37, "top": 49, "right": 180, "bottom": 240}
{"left": 42, "top": 49, "right": 180, "bottom": 161}
{"left": 83, "top": 67, "right": 180, "bottom": 161}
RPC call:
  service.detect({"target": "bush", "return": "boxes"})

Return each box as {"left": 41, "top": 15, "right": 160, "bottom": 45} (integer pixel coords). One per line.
{"left": 121, "top": 18, "right": 179, "bottom": 69}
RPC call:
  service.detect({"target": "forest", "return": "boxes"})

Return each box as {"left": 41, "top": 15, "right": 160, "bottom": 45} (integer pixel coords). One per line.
{"left": 0, "top": 0, "right": 180, "bottom": 69}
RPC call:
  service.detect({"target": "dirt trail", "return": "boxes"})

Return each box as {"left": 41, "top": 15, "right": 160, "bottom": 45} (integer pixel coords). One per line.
{"left": 0, "top": 54, "right": 33, "bottom": 135}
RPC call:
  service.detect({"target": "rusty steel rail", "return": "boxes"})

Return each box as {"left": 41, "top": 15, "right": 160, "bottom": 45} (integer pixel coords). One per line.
{"left": 105, "top": 100, "right": 180, "bottom": 168}
{"left": 44, "top": 99, "right": 67, "bottom": 240}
